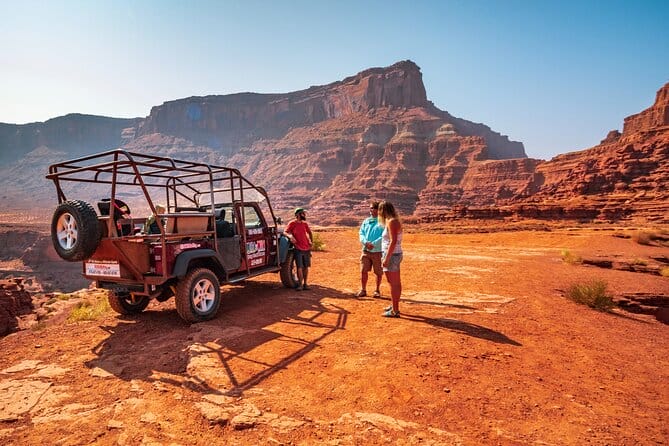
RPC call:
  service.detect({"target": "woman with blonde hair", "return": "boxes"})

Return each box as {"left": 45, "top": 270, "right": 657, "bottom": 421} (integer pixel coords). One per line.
{"left": 378, "top": 200, "right": 403, "bottom": 317}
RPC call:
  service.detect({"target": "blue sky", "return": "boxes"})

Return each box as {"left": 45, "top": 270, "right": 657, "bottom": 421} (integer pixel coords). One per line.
{"left": 1, "top": 0, "right": 668, "bottom": 160}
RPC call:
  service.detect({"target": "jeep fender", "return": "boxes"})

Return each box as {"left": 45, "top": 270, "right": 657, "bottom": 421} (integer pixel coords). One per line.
{"left": 173, "top": 249, "right": 225, "bottom": 279}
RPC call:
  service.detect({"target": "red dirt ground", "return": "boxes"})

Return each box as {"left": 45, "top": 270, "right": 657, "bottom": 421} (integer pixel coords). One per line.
{"left": 1, "top": 226, "right": 668, "bottom": 445}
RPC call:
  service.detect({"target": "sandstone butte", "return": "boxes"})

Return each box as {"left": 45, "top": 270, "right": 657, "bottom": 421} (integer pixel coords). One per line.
{"left": 0, "top": 60, "right": 667, "bottom": 224}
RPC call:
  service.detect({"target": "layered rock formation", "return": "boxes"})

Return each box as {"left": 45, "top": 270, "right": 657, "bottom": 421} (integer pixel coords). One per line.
{"left": 0, "top": 61, "right": 666, "bottom": 225}
{"left": 135, "top": 61, "right": 523, "bottom": 159}
{"left": 0, "top": 114, "right": 141, "bottom": 164}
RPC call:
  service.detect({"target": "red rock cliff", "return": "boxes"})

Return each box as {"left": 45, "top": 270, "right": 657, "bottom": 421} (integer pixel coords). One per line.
{"left": 623, "top": 83, "right": 669, "bottom": 135}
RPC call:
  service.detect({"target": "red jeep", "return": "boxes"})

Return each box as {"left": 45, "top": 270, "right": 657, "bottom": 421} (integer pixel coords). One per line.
{"left": 46, "top": 150, "right": 298, "bottom": 322}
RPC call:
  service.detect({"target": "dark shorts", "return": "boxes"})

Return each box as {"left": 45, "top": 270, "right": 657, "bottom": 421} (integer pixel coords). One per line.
{"left": 382, "top": 252, "right": 403, "bottom": 272}
{"left": 360, "top": 251, "right": 382, "bottom": 276}
{"left": 294, "top": 249, "right": 311, "bottom": 268}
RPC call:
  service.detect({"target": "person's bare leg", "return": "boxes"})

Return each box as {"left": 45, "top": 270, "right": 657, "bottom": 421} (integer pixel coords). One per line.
{"left": 384, "top": 271, "right": 401, "bottom": 312}
{"left": 374, "top": 273, "right": 382, "bottom": 294}
{"left": 297, "top": 268, "right": 304, "bottom": 288}
{"left": 361, "top": 270, "right": 368, "bottom": 293}
{"left": 302, "top": 267, "right": 309, "bottom": 287}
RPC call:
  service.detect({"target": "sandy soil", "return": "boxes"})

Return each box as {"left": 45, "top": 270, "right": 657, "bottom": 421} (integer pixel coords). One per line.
{"left": 1, "top": 226, "right": 668, "bottom": 445}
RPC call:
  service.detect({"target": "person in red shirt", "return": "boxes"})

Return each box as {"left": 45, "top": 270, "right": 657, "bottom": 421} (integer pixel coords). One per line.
{"left": 285, "top": 207, "right": 313, "bottom": 290}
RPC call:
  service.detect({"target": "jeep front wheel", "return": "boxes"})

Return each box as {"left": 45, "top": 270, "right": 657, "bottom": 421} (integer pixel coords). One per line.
{"left": 51, "top": 200, "right": 101, "bottom": 261}
{"left": 175, "top": 268, "right": 221, "bottom": 322}
{"left": 108, "top": 290, "right": 150, "bottom": 314}
{"left": 280, "top": 250, "right": 298, "bottom": 288}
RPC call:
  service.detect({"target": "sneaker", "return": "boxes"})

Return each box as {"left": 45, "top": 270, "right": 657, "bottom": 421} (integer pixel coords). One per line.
{"left": 356, "top": 290, "right": 367, "bottom": 297}
{"left": 302, "top": 284, "right": 310, "bottom": 290}
{"left": 373, "top": 290, "right": 381, "bottom": 298}
{"left": 296, "top": 285, "right": 303, "bottom": 291}
{"left": 382, "top": 309, "right": 400, "bottom": 318}
{"left": 383, "top": 305, "right": 392, "bottom": 312}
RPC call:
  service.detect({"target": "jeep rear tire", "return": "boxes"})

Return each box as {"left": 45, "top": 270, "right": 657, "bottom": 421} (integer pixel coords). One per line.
{"left": 108, "top": 290, "right": 150, "bottom": 314}
{"left": 175, "top": 268, "right": 221, "bottom": 322}
{"left": 280, "top": 250, "right": 298, "bottom": 288}
{"left": 51, "top": 200, "right": 101, "bottom": 261}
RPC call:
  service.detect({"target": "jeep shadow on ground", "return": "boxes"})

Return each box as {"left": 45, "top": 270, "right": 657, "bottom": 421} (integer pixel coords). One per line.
{"left": 85, "top": 280, "right": 349, "bottom": 396}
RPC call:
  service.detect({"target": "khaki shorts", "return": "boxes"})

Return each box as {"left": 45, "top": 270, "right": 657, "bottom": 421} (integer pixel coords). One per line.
{"left": 360, "top": 250, "right": 382, "bottom": 276}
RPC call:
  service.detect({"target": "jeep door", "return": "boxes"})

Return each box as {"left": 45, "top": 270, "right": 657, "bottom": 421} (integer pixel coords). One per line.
{"left": 237, "top": 203, "right": 272, "bottom": 270}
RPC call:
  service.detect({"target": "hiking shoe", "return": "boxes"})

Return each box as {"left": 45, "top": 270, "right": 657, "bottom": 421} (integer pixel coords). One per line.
{"left": 356, "top": 290, "right": 367, "bottom": 297}
{"left": 372, "top": 290, "right": 381, "bottom": 298}
{"left": 382, "top": 309, "right": 400, "bottom": 318}
{"left": 296, "top": 285, "right": 303, "bottom": 291}
{"left": 302, "top": 284, "right": 310, "bottom": 291}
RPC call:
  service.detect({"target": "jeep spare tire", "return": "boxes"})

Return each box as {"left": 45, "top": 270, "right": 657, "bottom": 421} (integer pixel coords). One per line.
{"left": 280, "top": 249, "right": 299, "bottom": 288}
{"left": 51, "top": 200, "right": 101, "bottom": 261}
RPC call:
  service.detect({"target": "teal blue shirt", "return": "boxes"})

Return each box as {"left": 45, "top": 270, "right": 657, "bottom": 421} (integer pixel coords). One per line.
{"left": 359, "top": 216, "right": 383, "bottom": 253}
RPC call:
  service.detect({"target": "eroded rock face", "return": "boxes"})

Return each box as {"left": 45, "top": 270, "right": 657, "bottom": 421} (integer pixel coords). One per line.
{"left": 0, "top": 114, "right": 140, "bottom": 164}
{"left": 623, "top": 83, "right": 669, "bottom": 135}
{"left": 0, "top": 279, "right": 33, "bottom": 336}
{"left": 0, "top": 62, "right": 666, "bottom": 225}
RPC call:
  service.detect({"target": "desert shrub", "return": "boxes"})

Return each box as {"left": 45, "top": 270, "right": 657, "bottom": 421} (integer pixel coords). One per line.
{"left": 660, "top": 267, "right": 669, "bottom": 278}
{"left": 561, "top": 249, "right": 582, "bottom": 265}
{"left": 632, "top": 231, "right": 653, "bottom": 245}
{"left": 632, "top": 229, "right": 669, "bottom": 246}
{"left": 631, "top": 258, "right": 648, "bottom": 266}
{"left": 68, "top": 297, "right": 111, "bottom": 322}
{"left": 31, "top": 321, "right": 48, "bottom": 331}
{"left": 566, "top": 279, "right": 614, "bottom": 311}
{"left": 312, "top": 232, "right": 326, "bottom": 252}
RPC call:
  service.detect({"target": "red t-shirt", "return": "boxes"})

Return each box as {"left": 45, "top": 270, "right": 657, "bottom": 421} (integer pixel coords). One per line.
{"left": 286, "top": 220, "right": 312, "bottom": 251}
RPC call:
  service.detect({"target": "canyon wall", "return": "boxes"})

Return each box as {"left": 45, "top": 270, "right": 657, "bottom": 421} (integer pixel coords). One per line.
{"left": 1, "top": 61, "right": 666, "bottom": 224}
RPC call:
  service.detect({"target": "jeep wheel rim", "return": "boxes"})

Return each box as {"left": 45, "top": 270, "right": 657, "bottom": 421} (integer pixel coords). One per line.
{"left": 56, "top": 213, "right": 78, "bottom": 250}
{"left": 192, "top": 278, "right": 216, "bottom": 313}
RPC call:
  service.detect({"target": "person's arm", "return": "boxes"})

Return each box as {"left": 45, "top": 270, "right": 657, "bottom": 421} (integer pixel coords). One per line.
{"left": 285, "top": 221, "right": 296, "bottom": 243}
{"left": 370, "top": 224, "right": 383, "bottom": 250}
{"left": 306, "top": 224, "right": 313, "bottom": 247}
{"left": 359, "top": 219, "right": 367, "bottom": 244}
{"left": 382, "top": 219, "right": 400, "bottom": 267}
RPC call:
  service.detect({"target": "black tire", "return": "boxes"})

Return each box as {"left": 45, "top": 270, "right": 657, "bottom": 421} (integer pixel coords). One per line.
{"left": 51, "top": 200, "right": 101, "bottom": 261}
{"left": 175, "top": 268, "right": 221, "bottom": 323}
{"left": 108, "top": 290, "right": 150, "bottom": 315}
{"left": 280, "top": 249, "right": 298, "bottom": 288}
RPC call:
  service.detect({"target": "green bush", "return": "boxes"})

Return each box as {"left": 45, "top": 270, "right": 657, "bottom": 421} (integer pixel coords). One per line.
{"left": 561, "top": 249, "right": 582, "bottom": 265}
{"left": 566, "top": 280, "right": 614, "bottom": 311}
{"left": 312, "top": 232, "right": 326, "bottom": 251}
{"left": 660, "top": 267, "right": 669, "bottom": 278}
{"left": 68, "top": 297, "right": 111, "bottom": 322}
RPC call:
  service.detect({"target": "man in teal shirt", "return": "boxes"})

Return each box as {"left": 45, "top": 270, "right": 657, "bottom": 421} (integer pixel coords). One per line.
{"left": 357, "top": 201, "right": 384, "bottom": 297}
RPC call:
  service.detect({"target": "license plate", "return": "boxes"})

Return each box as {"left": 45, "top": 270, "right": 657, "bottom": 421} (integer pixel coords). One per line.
{"left": 85, "top": 261, "right": 121, "bottom": 277}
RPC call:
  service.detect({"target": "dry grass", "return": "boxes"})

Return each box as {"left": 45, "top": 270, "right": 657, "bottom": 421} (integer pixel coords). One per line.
{"left": 632, "top": 229, "right": 669, "bottom": 247}
{"left": 566, "top": 279, "right": 615, "bottom": 311}
{"left": 312, "top": 232, "right": 326, "bottom": 251}
{"left": 68, "top": 296, "right": 111, "bottom": 322}
{"left": 561, "top": 249, "right": 582, "bottom": 265}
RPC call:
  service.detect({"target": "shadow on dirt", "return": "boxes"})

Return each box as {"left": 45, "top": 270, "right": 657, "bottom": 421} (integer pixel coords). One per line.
{"left": 85, "top": 280, "right": 350, "bottom": 396}
{"left": 401, "top": 313, "right": 522, "bottom": 346}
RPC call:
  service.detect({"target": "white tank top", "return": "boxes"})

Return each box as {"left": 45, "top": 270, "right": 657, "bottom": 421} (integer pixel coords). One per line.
{"left": 381, "top": 223, "right": 403, "bottom": 254}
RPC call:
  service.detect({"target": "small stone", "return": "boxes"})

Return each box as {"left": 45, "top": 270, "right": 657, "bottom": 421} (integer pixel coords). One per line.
{"left": 107, "top": 419, "right": 124, "bottom": 429}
